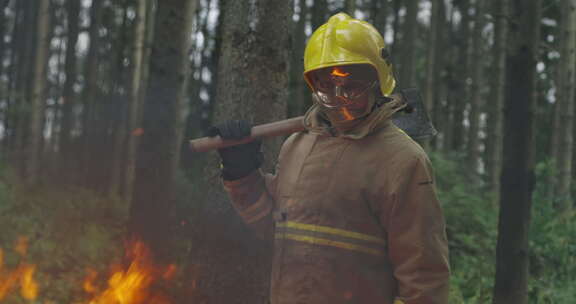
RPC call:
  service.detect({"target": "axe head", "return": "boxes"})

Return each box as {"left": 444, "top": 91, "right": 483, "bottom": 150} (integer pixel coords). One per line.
{"left": 392, "top": 88, "right": 437, "bottom": 139}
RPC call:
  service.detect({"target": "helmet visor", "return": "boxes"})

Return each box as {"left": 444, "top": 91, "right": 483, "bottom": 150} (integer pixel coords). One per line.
{"left": 307, "top": 65, "right": 378, "bottom": 108}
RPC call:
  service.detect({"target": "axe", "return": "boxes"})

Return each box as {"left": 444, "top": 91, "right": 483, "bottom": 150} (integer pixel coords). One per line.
{"left": 189, "top": 88, "right": 436, "bottom": 153}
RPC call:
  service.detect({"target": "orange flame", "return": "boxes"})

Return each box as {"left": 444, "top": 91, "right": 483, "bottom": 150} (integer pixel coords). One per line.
{"left": 331, "top": 67, "right": 350, "bottom": 77}
{"left": 0, "top": 237, "right": 39, "bottom": 302}
{"left": 82, "top": 241, "right": 175, "bottom": 304}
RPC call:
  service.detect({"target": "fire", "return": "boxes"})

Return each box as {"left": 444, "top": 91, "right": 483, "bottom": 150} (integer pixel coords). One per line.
{"left": 82, "top": 240, "right": 176, "bottom": 304}
{"left": 331, "top": 67, "right": 350, "bottom": 77}
{"left": 0, "top": 238, "right": 178, "bottom": 303}
{"left": 0, "top": 237, "right": 39, "bottom": 302}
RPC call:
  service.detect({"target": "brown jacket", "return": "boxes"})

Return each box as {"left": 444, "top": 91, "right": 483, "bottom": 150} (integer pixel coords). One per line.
{"left": 223, "top": 105, "right": 450, "bottom": 304}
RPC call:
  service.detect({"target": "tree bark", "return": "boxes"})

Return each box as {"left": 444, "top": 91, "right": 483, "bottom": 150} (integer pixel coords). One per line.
{"left": 423, "top": 0, "right": 439, "bottom": 150}
{"left": 80, "top": 0, "right": 103, "bottom": 187}
{"left": 370, "top": 0, "right": 388, "bottom": 35}
{"left": 493, "top": 0, "right": 541, "bottom": 303}
{"left": 288, "top": 0, "right": 310, "bottom": 118}
{"left": 370, "top": 0, "right": 390, "bottom": 37}
{"left": 391, "top": 0, "right": 402, "bottom": 66}
{"left": 25, "top": 0, "right": 51, "bottom": 185}
{"left": 311, "top": 0, "right": 328, "bottom": 30}
{"left": 189, "top": 0, "right": 291, "bottom": 302}
{"left": 431, "top": 0, "right": 447, "bottom": 150}
{"left": 398, "top": 0, "right": 419, "bottom": 88}
{"left": 552, "top": 0, "right": 576, "bottom": 211}
{"left": 60, "top": 0, "right": 81, "bottom": 178}
{"left": 486, "top": 0, "right": 508, "bottom": 202}
{"left": 11, "top": 0, "right": 36, "bottom": 174}
{"left": 450, "top": 0, "right": 471, "bottom": 151}
{"left": 467, "top": 0, "right": 485, "bottom": 171}
{"left": 130, "top": 0, "right": 197, "bottom": 256}
{"left": 114, "top": 0, "right": 149, "bottom": 201}
{"left": 344, "top": 0, "right": 356, "bottom": 16}
{"left": 0, "top": 0, "right": 10, "bottom": 155}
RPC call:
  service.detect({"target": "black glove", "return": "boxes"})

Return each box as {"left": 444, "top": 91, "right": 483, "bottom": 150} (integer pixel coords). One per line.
{"left": 208, "top": 120, "right": 263, "bottom": 181}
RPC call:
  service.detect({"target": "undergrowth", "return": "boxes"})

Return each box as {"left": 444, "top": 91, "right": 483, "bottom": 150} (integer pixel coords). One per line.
{"left": 430, "top": 152, "right": 576, "bottom": 303}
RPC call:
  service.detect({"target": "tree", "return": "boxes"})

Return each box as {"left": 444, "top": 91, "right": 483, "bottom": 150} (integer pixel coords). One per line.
{"left": 398, "top": 0, "right": 419, "bottom": 88}
{"left": 288, "top": 0, "right": 310, "bottom": 117}
{"left": 60, "top": 0, "right": 81, "bottom": 179}
{"left": 344, "top": 0, "right": 356, "bottom": 16}
{"left": 423, "top": 0, "right": 440, "bottom": 150}
{"left": 467, "top": 0, "right": 485, "bottom": 171}
{"left": 80, "top": 0, "right": 103, "bottom": 187}
{"left": 112, "top": 0, "right": 150, "bottom": 200}
{"left": 552, "top": 0, "right": 576, "bottom": 210}
{"left": 130, "top": 0, "right": 197, "bottom": 256}
{"left": 25, "top": 0, "right": 51, "bottom": 185}
{"left": 369, "top": 0, "right": 388, "bottom": 34}
{"left": 493, "top": 0, "right": 542, "bottom": 303}
{"left": 311, "top": 0, "right": 328, "bottom": 30}
{"left": 430, "top": 0, "right": 447, "bottom": 150}
{"left": 485, "top": 0, "right": 508, "bottom": 201}
{"left": 189, "top": 0, "right": 291, "bottom": 302}
{"left": 449, "top": 0, "right": 471, "bottom": 152}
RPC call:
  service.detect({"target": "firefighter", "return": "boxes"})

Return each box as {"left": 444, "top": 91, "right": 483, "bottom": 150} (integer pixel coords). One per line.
{"left": 211, "top": 13, "right": 450, "bottom": 304}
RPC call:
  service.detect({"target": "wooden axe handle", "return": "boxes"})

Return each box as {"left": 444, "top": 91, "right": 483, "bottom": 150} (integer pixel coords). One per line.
{"left": 189, "top": 116, "right": 305, "bottom": 152}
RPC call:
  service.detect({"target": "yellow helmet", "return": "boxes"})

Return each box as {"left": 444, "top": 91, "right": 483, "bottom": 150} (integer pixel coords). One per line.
{"left": 303, "top": 13, "right": 395, "bottom": 96}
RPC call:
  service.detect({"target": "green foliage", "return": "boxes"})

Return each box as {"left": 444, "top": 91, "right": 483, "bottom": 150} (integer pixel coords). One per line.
{"left": 0, "top": 174, "right": 127, "bottom": 303}
{"left": 528, "top": 160, "right": 576, "bottom": 303}
{"left": 430, "top": 152, "right": 497, "bottom": 304}
{"left": 430, "top": 152, "right": 575, "bottom": 303}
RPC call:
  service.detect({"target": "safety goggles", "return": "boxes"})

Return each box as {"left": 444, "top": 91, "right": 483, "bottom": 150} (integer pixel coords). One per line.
{"left": 308, "top": 65, "right": 378, "bottom": 108}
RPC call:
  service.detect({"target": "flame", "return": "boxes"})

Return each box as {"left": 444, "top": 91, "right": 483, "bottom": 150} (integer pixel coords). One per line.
{"left": 82, "top": 241, "right": 175, "bottom": 304}
{"left": 340, "top": 107, "right": 355, "bottom": 121}
{"left": 0, "top": 237, "right": 39, "bottom": 302}
{"left": 331, "top": 67, "right": 350, "bottom": 77}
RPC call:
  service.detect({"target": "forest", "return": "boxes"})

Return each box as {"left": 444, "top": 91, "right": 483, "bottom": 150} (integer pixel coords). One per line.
{"left": 0, "top": 0, "right": 574, "bottom": 303}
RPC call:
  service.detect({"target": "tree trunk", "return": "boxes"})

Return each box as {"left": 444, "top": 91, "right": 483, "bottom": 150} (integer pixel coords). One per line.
{"left": 431, "top": 0, "right": 447, "bottom": 150}
{"left": 311, "top": 0, "right": 327, "bottom": 30}
{"left": 130, "top": 0, "right": 197, "bottom": 256}
{"left": 11, "top": 0, "right": 36, "bottom": 174}
{"left": 344, "top": 0, "right": 356, "bottom": 16}
{"left": 80, "top": 0, "right": 103, "bottom": 186}
{"left": 391, "top": 0, "right": 402, "bottom": 69}
{"left": 552, "top": 0, "right": 576, "bottom": 210}
{"left": 398, "top": 0, "right": 419, "bottom": 88}
{"left": 0, "top": 0, "right": 9, "bottom": 155}
{"left": 450, "top": 0, "right": 471, "bottom": 151}
{"left": 467, "top": 0, "right": 485, "bottom": 171}
{"left": 189, "top": 0, "right": 291, "bottom": 302}
{"left": 113, "top": 0, "right": 149, "bottom": 200}
{"left": 370, "top": 0, "right": 388, "bottom": 35}
{"left": 60, "top": 0, "right": 81, "bottom": 179}
{"left": 492, "top": 0, "right": 541, "bottom": 303}
{"left": 25, "top": 0, "right": 51, "bottom": 185}
{"left": 423, "top": 0, "right": 439, "bottom": 150}
{"left": 486, "top": 0, "right": 508, "bottom": 202}
{"left": 288, "top": 0, "right": 309, "bottom": 117}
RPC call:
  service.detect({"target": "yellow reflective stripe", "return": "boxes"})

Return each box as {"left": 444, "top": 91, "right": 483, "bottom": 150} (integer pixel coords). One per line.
{"left": 277, "top": 221, "right": 385, "bottom": 245}
{"left": 276, "top": 233, "right": 383, "bottom": 256}
{"left": 393, "top": 299, "right": 405, "bottom": 304}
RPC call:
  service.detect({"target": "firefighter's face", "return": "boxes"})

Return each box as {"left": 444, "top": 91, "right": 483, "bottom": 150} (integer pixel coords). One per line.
{"left": 308, "top": 64, "right": 378, "bottom": 122}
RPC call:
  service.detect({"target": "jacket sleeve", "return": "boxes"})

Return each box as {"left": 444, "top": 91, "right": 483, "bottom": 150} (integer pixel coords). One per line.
{"left": 222, "top": 168, "right": 277, "bottom": 239}
{"left": 386, "top": 155, "right": 450, "bottom": 304}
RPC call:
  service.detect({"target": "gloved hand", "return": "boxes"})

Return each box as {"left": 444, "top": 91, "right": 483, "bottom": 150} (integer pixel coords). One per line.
{"left": 208, "top": 120, "right": 263, "bottom": 180}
